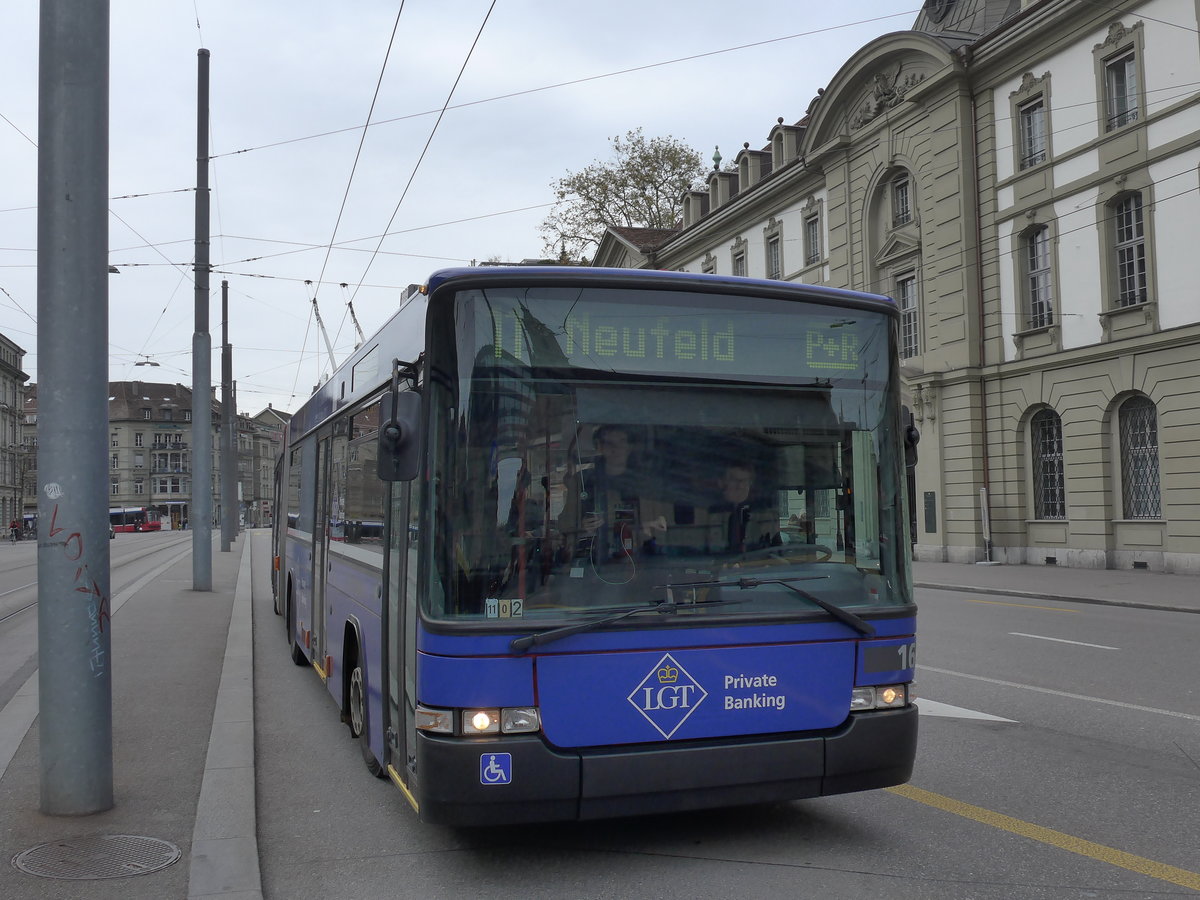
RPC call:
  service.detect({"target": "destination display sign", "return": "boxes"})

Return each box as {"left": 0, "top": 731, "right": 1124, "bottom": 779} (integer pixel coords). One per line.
{"left": 459, "top": 287, "right": 891, "bottom": 383}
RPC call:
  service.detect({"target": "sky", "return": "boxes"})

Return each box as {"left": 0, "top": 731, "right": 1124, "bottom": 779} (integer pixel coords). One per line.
{"left": 1, "top": 1, "right": 921, "bottom": 415}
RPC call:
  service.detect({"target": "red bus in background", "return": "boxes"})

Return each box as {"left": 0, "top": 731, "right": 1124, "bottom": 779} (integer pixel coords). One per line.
{"left": 109, "top": 507, "right": 162, "bottom": 533}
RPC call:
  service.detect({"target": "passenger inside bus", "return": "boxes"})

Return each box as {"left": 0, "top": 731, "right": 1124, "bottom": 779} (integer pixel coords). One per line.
{"left": 557, "top": 424, "right": 667, "bottom": 565}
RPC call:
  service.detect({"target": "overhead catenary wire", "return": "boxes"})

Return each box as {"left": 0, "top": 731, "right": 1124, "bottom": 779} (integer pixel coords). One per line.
{"left": 208, "top": 9, "right": 927, "bottom": 160}
{"left": 345, "top": 0, "right": 498, "bottom": 309}
{"left": 310, "top": 1, "right": 408, "bottom": 345}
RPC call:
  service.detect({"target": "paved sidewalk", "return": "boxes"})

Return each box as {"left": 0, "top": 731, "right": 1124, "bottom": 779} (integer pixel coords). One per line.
{"left": 0, "top": 531, "right": 260, "bottom": 900}
{"left": 913, "top": 559, "right": 1200, "bottom": 615}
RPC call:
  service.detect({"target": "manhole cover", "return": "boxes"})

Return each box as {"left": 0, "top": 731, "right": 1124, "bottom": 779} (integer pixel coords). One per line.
{"left": 13, "top": 834, "right": 181, "bottom": 880}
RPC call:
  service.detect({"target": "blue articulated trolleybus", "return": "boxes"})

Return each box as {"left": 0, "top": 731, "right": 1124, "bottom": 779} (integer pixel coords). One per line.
{"left": 273, "top": 266, "right": 918, "bottom": 825}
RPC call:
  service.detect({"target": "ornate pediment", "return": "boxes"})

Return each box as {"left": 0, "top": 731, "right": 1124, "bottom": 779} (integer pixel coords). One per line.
{"left": 1096, "top": 21, "right": 1137, "bottom": 51}
{"left": 849, "top": 62, "right": 927, "bottom": 131}
{"left": 875, "top": 232, "right": 921, "bottom": 266}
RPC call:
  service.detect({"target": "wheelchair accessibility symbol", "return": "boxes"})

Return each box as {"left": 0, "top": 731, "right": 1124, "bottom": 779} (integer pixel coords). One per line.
{"left": 480, "top": 752, "right": 512, "bottom": 785}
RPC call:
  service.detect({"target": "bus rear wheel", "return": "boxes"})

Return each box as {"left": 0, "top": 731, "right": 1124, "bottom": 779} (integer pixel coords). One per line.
{"left": 349, "top": 659, "right": 385, "bottom": 779}
{"left": 286, "top": 594, "right": 307, "bottom": 667}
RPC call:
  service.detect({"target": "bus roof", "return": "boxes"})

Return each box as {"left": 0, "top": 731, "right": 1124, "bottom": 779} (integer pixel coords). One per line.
{"left": 425, "top": 266, "right": 896, "bottom": 309}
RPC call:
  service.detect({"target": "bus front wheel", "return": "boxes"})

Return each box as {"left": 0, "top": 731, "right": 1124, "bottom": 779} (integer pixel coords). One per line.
{"left": 349, "top": 657, "right": 385, "bottom": 779}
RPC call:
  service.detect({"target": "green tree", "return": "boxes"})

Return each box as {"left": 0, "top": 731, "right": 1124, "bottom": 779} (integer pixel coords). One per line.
{"left": 539, "top": 128, "right": 705, "bottom": 261}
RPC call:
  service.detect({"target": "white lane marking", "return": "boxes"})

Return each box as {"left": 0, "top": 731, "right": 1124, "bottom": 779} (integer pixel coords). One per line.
{"left": 0, "top": 581, "right": 37, "bottom": 598}
{"left": 917, "top": 699, "right": 1015, "bottom": 722}
{"left": 1009, "top": 632, "right": 1119, "bottom": 650}
{"left": 921, "top": 665, "right": 1200, "bottom": 722}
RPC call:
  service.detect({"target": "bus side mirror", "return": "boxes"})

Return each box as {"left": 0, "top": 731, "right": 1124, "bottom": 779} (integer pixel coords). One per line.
{"left": 378, "top": 390, "right": 422, "bottom": 481}
{"left": 904, "top": 424, "right": 920, "bottom": 467}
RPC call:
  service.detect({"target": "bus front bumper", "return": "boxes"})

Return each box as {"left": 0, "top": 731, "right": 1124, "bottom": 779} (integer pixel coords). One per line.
{"left": 413, "top": 705, "right": 916, "bottom": 825}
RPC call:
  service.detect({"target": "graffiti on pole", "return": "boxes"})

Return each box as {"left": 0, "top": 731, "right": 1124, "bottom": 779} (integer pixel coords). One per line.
{"left": 42, "top": 485, "right": 110, "bottom": 677}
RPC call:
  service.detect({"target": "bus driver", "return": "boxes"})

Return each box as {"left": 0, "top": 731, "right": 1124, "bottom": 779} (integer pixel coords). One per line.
{"left": 558, "top": 424, "right": 666, "bottom": 563}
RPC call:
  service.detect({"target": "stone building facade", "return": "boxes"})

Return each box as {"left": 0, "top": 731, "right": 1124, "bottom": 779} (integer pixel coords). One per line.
{"left": 22, "top": 380, "right": 285, "bottom": 532}
{"left": 0, "top": 333, "right": 29, "bottom": 530}
{"left": 594, "top": 0, "right": 1200, "bottom": 573}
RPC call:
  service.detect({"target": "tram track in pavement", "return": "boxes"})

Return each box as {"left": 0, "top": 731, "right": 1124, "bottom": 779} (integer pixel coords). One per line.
{"left": 0, "top": 531, "right": 193, "bottom": 625}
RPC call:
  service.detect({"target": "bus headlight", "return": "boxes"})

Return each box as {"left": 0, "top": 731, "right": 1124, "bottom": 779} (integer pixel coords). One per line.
{"left": 850, "top": 684, "right": 910, "bottom": 711}
{"left": 462, "top": 709, "right": 501, "bottom": 735}
{"left": 500, "top": 707, "right": 540, "bottom": 734}
{"left": 416, "top": 704, "right": 543, "bottom": 736}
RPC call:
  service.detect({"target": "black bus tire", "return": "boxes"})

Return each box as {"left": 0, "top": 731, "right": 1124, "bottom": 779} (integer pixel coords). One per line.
{"left": 350, "top": 658, "right": 385, "bottom": 778}
{"left": 286, "top": 592, "right": 307, "bottom": 667}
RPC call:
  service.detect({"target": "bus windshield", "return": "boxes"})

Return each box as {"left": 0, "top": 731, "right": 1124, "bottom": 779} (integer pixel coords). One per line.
{"left": 424, "top": 285, "right": 912, "bottom": 626}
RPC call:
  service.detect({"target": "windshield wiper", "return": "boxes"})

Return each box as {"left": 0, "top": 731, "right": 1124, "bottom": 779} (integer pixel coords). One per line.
{"left": 508, "top": 594, "right": 750, "bottom": 653}
{"left": 727, "top": 575, "right": 876, "bottom": 636}
{"left": 662, "top": 574, "right": 874, "bottom": 636}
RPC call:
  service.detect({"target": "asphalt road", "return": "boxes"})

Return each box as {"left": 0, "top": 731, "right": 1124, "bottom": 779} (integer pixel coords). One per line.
{"left": 250, "top": 529, "right": 1200, "bottom": 900}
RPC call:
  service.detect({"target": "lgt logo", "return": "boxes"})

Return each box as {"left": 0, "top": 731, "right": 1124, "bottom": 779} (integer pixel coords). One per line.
{"left": 627, "top": 653, "right": 707, "bottom": 739}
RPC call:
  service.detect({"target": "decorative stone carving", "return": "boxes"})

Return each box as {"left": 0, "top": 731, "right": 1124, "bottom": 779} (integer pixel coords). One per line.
{"left": 911, "top": 384, "right": 937, "bottom": 423}
{"left": 849, "top": 63, "right": 926, "bottom": 131}
{"left": 1011, "top": 71, "right": 1049, "bottom": 99}
{"left": 1097, "top": 21, "right": 1132, "bottom": 50}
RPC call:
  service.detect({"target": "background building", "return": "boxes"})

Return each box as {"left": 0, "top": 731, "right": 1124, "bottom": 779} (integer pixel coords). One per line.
{"left": 595, "top": 0, "right": 1200, "bottom": 573}
{"left": 0, "top": 333, "right": 29, "bottom": 530}
{"left": 21, "top": 380, "right": 286, "bottom": 533}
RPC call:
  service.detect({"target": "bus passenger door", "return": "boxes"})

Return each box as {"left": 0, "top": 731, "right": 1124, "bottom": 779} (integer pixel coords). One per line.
{"left": 311, "top": 435, "right": 330, "bottom": 669}
{"left": 385, "top": 480, "right": 415, "bottom": 785}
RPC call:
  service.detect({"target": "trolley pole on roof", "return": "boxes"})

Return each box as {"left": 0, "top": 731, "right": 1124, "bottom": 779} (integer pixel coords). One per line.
{"left": 192, "top": 48, "right": 213, "bottom": 589}
{"left": 221, "top": 279, "right": 236, "bottom": 551}
{"left": 36, "top": 0, "right": 114, "bottom": 814}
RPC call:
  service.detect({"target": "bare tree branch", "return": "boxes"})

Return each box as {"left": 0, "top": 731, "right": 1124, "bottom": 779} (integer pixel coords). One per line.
{"left": 539, "top": 128, "right": 705, "bottom": 260}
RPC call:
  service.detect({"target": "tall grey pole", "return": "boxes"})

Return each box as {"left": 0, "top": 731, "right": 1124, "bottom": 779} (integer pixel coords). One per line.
{"left": 36, "top": 0, "right": 114, "bottom": 815}
{"left": 192, "top": 48, "right": 212, "bottom": 589}
{"left": 221, "top": 280, "right": 235, "bottom": 551}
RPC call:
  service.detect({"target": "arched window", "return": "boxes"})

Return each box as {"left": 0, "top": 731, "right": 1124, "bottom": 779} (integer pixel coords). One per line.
{"left": 1030, "top": 409, "right": 1066, "bottom": 520}
{"left": 1118, "top": 396, "right": 1160, "bottom": 518}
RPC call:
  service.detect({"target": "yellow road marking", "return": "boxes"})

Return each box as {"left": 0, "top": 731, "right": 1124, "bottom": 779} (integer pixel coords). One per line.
{"left": 888, "top": 784, "right": 1200, "bottom": 892}
{"left": 958, "top": 597, "right": 1076, "bottom": 612}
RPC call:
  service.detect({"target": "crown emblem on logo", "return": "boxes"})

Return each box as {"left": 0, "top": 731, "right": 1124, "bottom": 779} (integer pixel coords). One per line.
{"left": 656, "top": 665, "right": 678, "bottom": 684}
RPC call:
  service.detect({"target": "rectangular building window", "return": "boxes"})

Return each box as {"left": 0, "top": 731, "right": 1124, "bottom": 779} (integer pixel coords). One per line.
{"left": 897, "top": 275, "right": 919, "bottom": 359}
{"left": 142, "top": 408, "right": 152, "bottom": 420}
{"left": 1114, "top": 194, "right": 1147, "bottom": 307}
{"left": 111, "top": 453, "right": 119, "bottom": 470}
{"left": 134, "top": 479, "right": 145, "bottom": 495}
{"left": 804, "top": 215, "right": 821, "bottom": 265}
{"left": 1026, "top": 226, "right": 1053, "bottom": 329}
{"left": 1106, "top": 53, "right": 1138, "bottom": 130}
{"left": 134, "top": 432, "right": 144, "bottom": 447}
{"left": 892, "top": 178, "right": 912, "bottom": 227}
{"left": 1018, "top": 98, "right": 1047, "bottom": 168}
{"left": 732, "top": 252, "right": 746, "bottom": 278}
{"left": 766, "top": 237, "right": 782, "bottom": 280}
{"left": 111, "top": 479, "right": 120, "bottom": 496}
